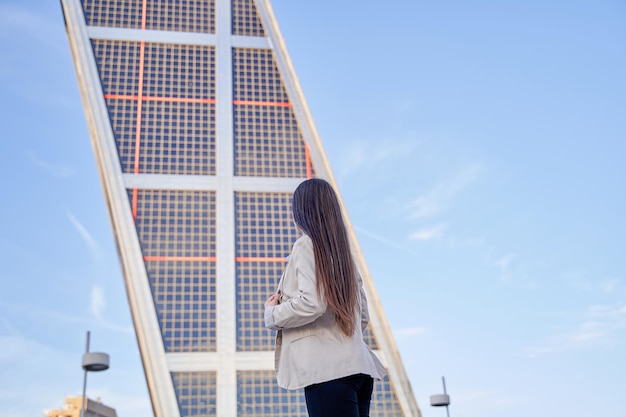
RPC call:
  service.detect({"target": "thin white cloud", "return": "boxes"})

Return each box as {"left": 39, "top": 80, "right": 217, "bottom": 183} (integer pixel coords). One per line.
{"left": 67, "top": 212, "right": 101, "bottom": 260}
{"left": 336, "top": 137, "right": 420, "bottom": 178}
{"left": 354, "top": 226, "right": 415, "bottom": 254}
{"left": 395, "top": 327, "right": 427, "bottom": 337}
{"left": 408, "top": 162, "right": 483, "bottom": 219}
{"left": 0, "top": 4, "right": 65, "bottom": 49}
{"left": 522, "top": 304, "right": 626, "bottom": 357}
{"left": 494, "top": 252, "right": 516, "bottom": 282}
{"left": 450, "top": 389, "right": 517, "bottom": 414}
{"left": 0, "top": 5, "right": 81, "bottom": 110}
{"left": 26, "top": 150, "right": 77, "bottom": 178}
{"left": 91, "top": 286, "right": 106, "bottom": 318}
{"left": 408, "top": 224, "right": 446, "bottom": 241}
{"left": 563, "top": 270, "right": 590, "bottom": 290}
{"left": 0, "top": 335, "right": 81, "bottom": 416}
{"left": 564, "top": 271, "right": 625, "bottom": 295}
{"left": 89, "top": 286, "right": 133, "bottom": 334}
{"left": 587, "top": 304, "right": 626, "bottom": 319}
{"left": 0, "top": 335, "right": 150, "bottom": 417}
{"left": 369, "top": 138, "right": 420, "bottom": 163}
{"left": 446, "top": 235, "right": 486, "bottom": 249}
{"left": 2, "top": 289, "right": 131, "bottom": 336}
{"left": 408, "top": 195, "right": 439, "bottom": 219}
{"left": 488, "top": 251, "right": 537, "bottom": 288}
{"left": 0, "top": 335, "right": 58, "bottom": 365}
{"left": 599, "top": 278, "right": 623, "bottom": 294}
{"left": 0, "top": 299, "right": 86, "bottom": 327}
{"left": 0, "top": 316, "right": 22, "bottom": 337}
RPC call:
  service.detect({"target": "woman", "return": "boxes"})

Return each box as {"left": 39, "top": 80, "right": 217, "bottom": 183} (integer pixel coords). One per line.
{"left": 264, "top": 178, "right": 387, "bottom": 417}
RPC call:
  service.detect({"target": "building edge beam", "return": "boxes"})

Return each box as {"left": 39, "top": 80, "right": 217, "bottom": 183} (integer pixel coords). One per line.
{"left": 60, "top": 1, "right": 180, "bottom": 416}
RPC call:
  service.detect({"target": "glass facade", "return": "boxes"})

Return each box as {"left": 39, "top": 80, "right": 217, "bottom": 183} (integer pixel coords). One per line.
{"left": 172, "top": 371, "right": 218, "bottom": 416}
{"left": 92, "top": 39, "right": 217, "bottom": 175}
{"left": 133, "top": 190, "right": 217, "bottom": 352}
{"left": 233, "top": 48, "right": 313, "bottom": 178}
{"left": 63, "top": 0, "right": 420, "bottom": 416}
{"left": 235, "top": 191, "right": 296, "bottom": 351}
{"left": 232, "top": 0, "right": 266, "bottom": 37}
{"left": 82, "top": 0, "right": 216, "bottom": 33}
{"left": 237, "top": 371, "right": 307, "bottom": 417}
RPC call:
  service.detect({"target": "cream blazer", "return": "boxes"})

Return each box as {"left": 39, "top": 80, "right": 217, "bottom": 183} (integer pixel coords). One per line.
{"left": 264, "top": 234, "right": 387, "bottom": 390}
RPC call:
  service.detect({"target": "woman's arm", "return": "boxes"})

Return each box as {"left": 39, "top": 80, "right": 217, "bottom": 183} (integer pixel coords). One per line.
{"left": 264, "top": 237, "right": 326, "bottom": 330}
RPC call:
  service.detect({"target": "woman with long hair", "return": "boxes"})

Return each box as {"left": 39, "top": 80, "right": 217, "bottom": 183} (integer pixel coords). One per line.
{"left": 264, "top": 178, "right": 386, "bottom": 417}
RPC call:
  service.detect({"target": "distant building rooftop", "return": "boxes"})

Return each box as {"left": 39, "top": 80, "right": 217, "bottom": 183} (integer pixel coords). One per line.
{"left": 44, "top": 396, "right": 117, "bottom": 417}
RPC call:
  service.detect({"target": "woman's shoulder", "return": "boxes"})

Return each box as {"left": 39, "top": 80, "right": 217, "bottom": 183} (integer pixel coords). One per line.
{"left": 293, "top": 233, "right": 312, "bottom": 248}
{"left": 291, "top": 234, "right": 313, "bottom": 257}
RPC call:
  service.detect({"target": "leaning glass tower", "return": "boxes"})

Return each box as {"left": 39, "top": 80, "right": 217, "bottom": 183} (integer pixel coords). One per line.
{"left": 60, "top": 1, "right": 422, "bottom": 416}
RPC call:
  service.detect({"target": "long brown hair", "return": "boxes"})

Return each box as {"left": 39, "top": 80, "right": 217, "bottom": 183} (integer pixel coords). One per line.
{"left": 292, "top": 178, "right": 358, "bottom": 336}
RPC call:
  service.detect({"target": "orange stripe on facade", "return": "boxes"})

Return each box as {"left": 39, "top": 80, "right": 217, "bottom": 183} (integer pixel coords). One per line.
{"left": 134, "top": 41, "right": 146, "bottom": 176}
{"left": 141, "top": 256, "right": 286, "bottom": 262}
{"left": 141, "top": 0, "right": 147, "bottom": 30}
{"left": 132, "top": 0, "right": 147, "bottom": 196}
{"left": 144, "top": 256, "right": 217, "bottom": 262}
{"left": 104, "top": 94, "right": 216, "bottom": 104}
{"left": 104, "top": 94, "right": 140, "bottom": 100}
{"left": 235, "top": 257, "right": 287, "bottom": 263}
{"left": 131, "top": 0, "right": 147, "bottom": 222}
{"left": 132, "top": 188, "right": 138, "bottom": 221}
{"left": 103, "top": 95, "right": 296, "bottom": 108}
{"left": 305, "top": 144, "right": 312, "bottom": 179}
{"left": 233, "top": 100, "right": 292, "bottom": 107}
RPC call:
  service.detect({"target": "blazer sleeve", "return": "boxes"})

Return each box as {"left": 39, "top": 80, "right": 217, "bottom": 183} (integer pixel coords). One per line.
{"left": 265, "top": 237, "right": 326, "bottom": 330}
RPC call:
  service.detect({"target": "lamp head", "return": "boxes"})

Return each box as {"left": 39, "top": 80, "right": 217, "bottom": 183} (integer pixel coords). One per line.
{"left": 82, "top": 352, "right": 109, "bottom": 372}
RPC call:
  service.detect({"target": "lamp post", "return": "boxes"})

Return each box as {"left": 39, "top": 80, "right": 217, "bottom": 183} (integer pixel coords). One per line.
{"left": 430, "top": 376, "right": 451, "bottom": 417}
{"left": 80, "top": 331, "right": 109, "bottom": 417}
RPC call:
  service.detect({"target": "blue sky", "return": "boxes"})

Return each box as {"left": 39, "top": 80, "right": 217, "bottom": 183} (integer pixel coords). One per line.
{"left": 0, "top": 1, "right": 625, "bottom": 416}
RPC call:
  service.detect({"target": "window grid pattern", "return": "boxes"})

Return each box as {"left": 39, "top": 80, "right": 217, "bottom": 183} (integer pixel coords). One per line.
{"left": 82, "top": 0, "right": 142, "bottom": 29}
{"left": 106, "top": 98, "right": 139, "bottom": 173}
{"left": 233, "top": 49, "right": 289, "bottom": 103}
{"left": 92, "top": 39, "right": 141, "bottom": 96}
{"left": 93, "top": 40, "right": 217, "bottom": 175}
{"left": 82, "top": 0, "right": 216, "bottom": 33}
{"left": 147, "top": 261, "right": 217, "bottom": 352}
{"left": 234, "top": 105, "right": 312, "bottom": 177}
{"left": 370, "top": 376, "right": 404, "bottom": 417}
{"left": 141, "top": 101, "right": 216, "bottom": 175}
{"left": 143, "top": 44, "right": 216, "bottom": 100}
{"left": 234, "top": 192, "right": 297, "bottom": 259}
{"left": 237, "top": 371, "right": 307, "bottom": 417}
{"left": 172, "top": 371, "right": 217, "bottom": 416}
{"left": 232, "top": 0, "right": 266, "bottom": 37}
{"left": 236, "top": 371, "right": 398, "bottom": 417}
{"left": 235, "top": 192, "right": 297, "bottom": 351}
{"left": 145, "top": 0, "right": 216, "bottom": 33}
{"left": 132, "top": 190, "right": 217, "bottom": 353}
{"left": 233, "top": 48, "right": 313, "bottom": 177}
{"left": 132, "top": 190, "right": 216, "bottom": 258}
{"left": 93, "top": 39, "right": 139, "bottom": 173}
{"left": 363, "top": 328, "right": 379, "bottom": 350}
{"left": 93, "top": 41, "right": 217, "bottom": 99}
{"left": 236, "top": 261, "right": 285, "bottom": 351}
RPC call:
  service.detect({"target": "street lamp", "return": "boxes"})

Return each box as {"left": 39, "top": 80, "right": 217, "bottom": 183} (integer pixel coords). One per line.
{"left": 430, "top": 376, "right": 451, "bottom": 417}
{"left": 80, "top": 331, "right": 109, "bottom": 417}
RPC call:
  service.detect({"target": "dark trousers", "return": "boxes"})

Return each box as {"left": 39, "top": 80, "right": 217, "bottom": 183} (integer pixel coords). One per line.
{"left": 304, "top": 374, "right": 374, "bottom": 417}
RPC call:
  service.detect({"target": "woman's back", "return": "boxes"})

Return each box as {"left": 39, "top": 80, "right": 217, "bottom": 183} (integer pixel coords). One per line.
{"left": 266, "top": 234, "right": 387, "bottom": 390}
{"left": 264, "top": 178, "right": 387, "bottom": 416}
